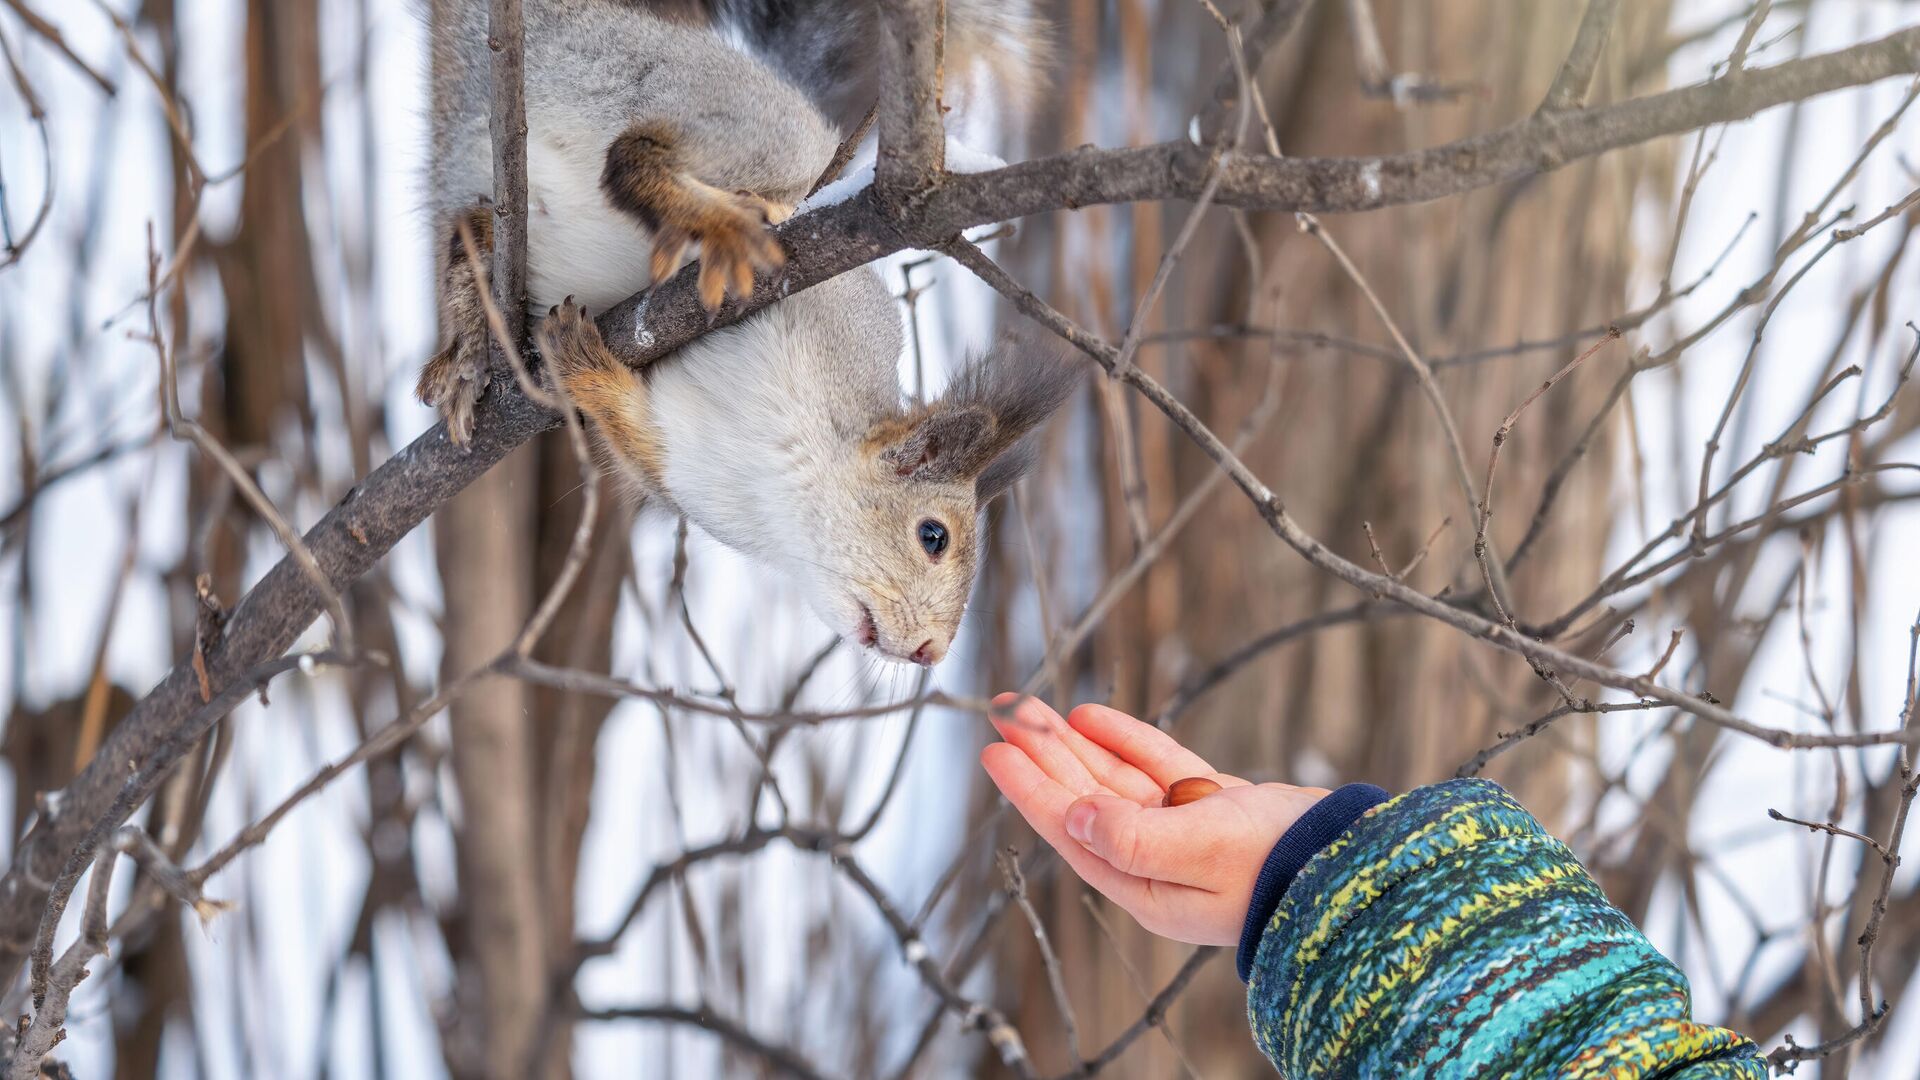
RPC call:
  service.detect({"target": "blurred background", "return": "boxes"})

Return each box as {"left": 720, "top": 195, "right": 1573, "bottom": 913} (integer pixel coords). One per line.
{"left": 1, "top": 0, "right": 1918, "bottom": 1077}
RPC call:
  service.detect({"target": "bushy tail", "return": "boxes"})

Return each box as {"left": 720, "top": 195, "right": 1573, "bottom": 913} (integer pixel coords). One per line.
{"left": 646, "top": 0, "right": 1049, "bottom": 131}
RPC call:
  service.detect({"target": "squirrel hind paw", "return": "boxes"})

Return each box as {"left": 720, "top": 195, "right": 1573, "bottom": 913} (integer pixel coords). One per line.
{"left": 418, "top": 339, "right": 487, "bottom": 446}
{"left": 537, "top": 300, "right": 620, "bottom": 387}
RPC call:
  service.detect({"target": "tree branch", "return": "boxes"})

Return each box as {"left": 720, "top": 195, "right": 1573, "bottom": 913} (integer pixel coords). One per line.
{"left": 488, "top": 0, "right": 529, "bottom": 318}
{"left": 575, "top": 1004, "right": 834, "bottom": 1080}
{"left": 874, "top": 0, "right": 945, "bottom": 199}
{"left": 1195, "top": 0, "right": 1314, "bottom": 144}
{"left": 1540, "top": 0, "right": 1623, "bottom": 112}
{"left": 939, "top": 239, "right": 1920, "bottom": 751}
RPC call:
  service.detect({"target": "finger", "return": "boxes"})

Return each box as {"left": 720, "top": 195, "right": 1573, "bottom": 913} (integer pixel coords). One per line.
{"left": 998, "top": 691, "right": 1159, "bottom": 803}
{"left": 980, "top": 744, "right": 1151, "bottom": 904}
{"left": 1006, "top": 695, "right": 1165, "bottom": 804}
{"left": 1067, "top": 704, "right": 1221, "bottom": 789}
{"left": 988, "top": 693, "right": 1100, "bottom": 797}
{"left": 1059, "top": 724, "right": 1166, "bottom": 806}
{"left": 1063, "top": 793, "right": 1236, "bottom": 887}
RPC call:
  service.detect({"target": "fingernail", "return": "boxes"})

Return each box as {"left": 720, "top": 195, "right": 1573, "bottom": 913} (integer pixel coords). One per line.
{"left": 1065, "top": 802, "right": 1095, "bottom": 844}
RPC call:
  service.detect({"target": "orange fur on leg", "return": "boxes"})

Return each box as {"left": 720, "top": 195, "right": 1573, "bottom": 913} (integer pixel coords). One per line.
{"left": 536, "top": 299, "right": 667, "bottom": 488}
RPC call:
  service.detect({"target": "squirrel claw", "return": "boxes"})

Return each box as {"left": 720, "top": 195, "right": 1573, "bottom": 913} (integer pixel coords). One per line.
{"left": 649, "top": 231, "right": 691, "bottom": 286}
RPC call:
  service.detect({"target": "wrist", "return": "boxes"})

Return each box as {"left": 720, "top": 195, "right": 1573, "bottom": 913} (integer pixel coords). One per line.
{"left": 1235, "top": 782, "right": 1391, "bottom": 983}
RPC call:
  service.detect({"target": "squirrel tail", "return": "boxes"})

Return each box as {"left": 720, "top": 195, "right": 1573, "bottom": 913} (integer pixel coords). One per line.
{"left": 942, "top": 0, "right": 1054, "bottom": 115}
{"left": 655, "top": 0, "right": 1051, "bottom": 131}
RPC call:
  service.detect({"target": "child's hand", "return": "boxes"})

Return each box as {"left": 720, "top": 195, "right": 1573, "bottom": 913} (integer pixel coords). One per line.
{"left": 980, "top": 695, "right": 1330, "bottom": 946}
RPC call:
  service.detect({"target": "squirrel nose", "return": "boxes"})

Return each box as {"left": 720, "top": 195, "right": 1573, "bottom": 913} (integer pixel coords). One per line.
{"left": 910, "top": 640, "right": 940, "bottom": 666}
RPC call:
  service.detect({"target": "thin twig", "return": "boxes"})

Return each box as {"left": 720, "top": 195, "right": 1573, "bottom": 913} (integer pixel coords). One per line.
{"left": 997, "top": 849, "right": 1081, "bottom": 1068}
{"left": 1767, "top": 809, "right": 1893, "bottom": 862}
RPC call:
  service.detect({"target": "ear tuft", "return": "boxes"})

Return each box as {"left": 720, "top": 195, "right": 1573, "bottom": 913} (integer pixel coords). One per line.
{"left": 941, "top": 332, "right": 1082, "bottom": 502}
{"left": 880, "top": 407, "right": 993, "bottom": 481}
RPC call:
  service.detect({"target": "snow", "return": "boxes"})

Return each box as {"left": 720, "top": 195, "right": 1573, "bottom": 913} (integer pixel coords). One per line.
{"left": 797, "top": 134, "right": 1007, "bottom": 213}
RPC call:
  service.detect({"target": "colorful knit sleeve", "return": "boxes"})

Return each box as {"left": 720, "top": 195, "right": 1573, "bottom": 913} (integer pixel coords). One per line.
{"left": 1243, "top": 778, "right": 1766, "bottom": 1078}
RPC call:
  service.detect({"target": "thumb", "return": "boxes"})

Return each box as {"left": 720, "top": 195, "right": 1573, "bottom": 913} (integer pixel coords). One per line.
{"left": 1064, "top": 794, "right": 1187, "bottom": 882}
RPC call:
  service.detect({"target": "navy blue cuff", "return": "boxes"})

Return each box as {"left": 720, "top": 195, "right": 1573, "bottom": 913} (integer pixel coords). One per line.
{"left": 1235, "top": 782, "right": 1391, "bottom": 982}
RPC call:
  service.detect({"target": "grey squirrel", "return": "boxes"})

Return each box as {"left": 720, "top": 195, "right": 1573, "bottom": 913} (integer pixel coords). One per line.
{"left": 419, "top": 0, "right": 1073, "bottom": 666}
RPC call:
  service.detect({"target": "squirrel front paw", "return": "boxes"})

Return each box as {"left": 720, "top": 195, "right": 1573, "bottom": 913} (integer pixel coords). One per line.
{"left": 416, "top": 325, "right": 488, "bottom": 446}
{"left": 602, "top": 125, "right": 790, "bottom": 312}
{"left": 645, "top": 187, "right": 787, "bottom": 311}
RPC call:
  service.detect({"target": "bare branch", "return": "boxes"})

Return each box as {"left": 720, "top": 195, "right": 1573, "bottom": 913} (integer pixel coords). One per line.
{"left": 0, "top": 0, "right": 116, "bottom": 96}
{"left": 1767, "top": 808, "right": 1893, "bottom": 862}
{"left": 998, "top": 849, "right": 1081, "bottom": 1067}
{"left": 140, "top": 227, "right": 356, "bottom": 657}
{"left": 1540, "top": 0, "right": 1623, "bottom": 112}
{"left": 1195, "top": 0, "right": 1313, "bottom": 144}
{"left": 1474, "top": 328, "right": 1622, "bottom": 626}
{"left": 488, "top": 0, "right": 529, "bottom": 321}
{"left": 575, "top": 1005, "right": 835, "bottom": 1080}
{"left": 942, "top": 240, "right": 1920, "bottom": 752}
{"left": 810, "top": 99, "right": 878, "bottom": 198}
{"left": 1051, "top": 948, "right": 1217, "bottom": 1080}
{"left": 1727, "top": 0, "right": 1774, "bottom": 75}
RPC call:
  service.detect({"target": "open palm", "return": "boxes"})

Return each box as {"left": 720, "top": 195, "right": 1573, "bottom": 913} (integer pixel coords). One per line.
{"left": 980, "top": 694, "right": 1329, "bottom": 946}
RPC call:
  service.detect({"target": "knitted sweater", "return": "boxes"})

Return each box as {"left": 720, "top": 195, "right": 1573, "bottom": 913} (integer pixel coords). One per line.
{"left": 1241, "top": 779, "right": 1766, "bottom": 1078}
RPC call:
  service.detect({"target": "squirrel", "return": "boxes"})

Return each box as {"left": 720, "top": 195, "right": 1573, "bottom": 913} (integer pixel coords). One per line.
{"left": 419, "top": 0, "right": 1072, "bottom": 666}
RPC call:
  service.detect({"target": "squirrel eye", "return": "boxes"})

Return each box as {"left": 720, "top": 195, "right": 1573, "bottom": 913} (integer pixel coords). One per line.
{"left": 917, "top": 519, "right": 950, "bottom": 558}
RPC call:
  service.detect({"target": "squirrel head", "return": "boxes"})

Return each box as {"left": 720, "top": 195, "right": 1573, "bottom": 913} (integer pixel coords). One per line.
{"left": 799, "top": 334, "right": 1080, "bottom": 667}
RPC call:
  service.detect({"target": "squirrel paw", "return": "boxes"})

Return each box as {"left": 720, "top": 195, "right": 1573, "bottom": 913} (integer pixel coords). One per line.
{"left": 645, "top": 186, "right": 788, "bottom": 311}
{"left": 536, "top": 297, "right": 620, "bottom": 398}
{"left": 416, "top": 331, "right": 488, "bottom": 446}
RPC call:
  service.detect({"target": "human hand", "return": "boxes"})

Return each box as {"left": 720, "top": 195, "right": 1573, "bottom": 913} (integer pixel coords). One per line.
{"left": 980, "top": 694, "right": 1330, "bottom": 946}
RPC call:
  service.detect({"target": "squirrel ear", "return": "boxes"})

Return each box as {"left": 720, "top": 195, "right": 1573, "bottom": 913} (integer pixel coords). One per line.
{"left": 941, "top": 333, "right": 1082, "bottom": 503}
{"left": 879, "top": 406, "right": 995, "bottom": 482}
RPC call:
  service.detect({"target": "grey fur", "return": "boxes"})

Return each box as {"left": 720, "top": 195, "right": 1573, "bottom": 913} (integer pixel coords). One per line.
{"left": 429, "top": 0, "right": 835, "bottom": 236}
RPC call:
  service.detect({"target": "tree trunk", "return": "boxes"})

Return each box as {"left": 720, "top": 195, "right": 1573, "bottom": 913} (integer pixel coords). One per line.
{"left": 436, "top": 455, "right": 547, "bottom": 1080}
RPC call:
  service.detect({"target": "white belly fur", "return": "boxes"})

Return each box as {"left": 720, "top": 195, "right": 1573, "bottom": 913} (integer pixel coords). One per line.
{"left": 525, "top": 134, "right": 657, "bottom": 314}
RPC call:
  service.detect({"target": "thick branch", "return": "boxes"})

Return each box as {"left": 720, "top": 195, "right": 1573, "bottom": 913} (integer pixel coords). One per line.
{"left": 0, "top": 388, "right": 554, "bottom": 989}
